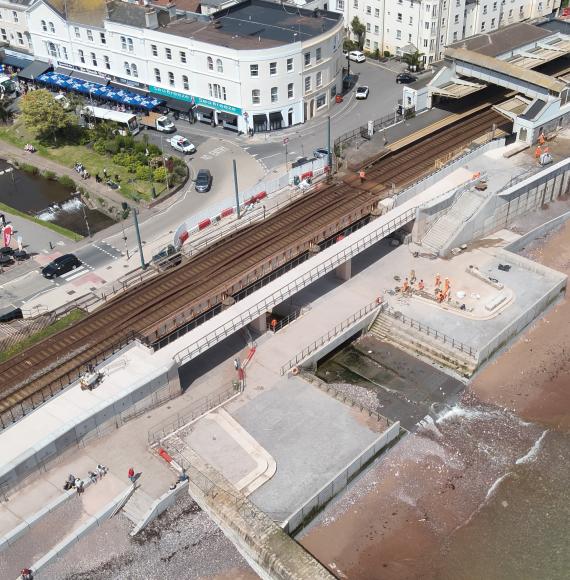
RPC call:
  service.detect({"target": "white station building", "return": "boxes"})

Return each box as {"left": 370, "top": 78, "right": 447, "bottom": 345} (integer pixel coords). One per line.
{"left": 25, "top": 0, "right": 344, "bottom": 133}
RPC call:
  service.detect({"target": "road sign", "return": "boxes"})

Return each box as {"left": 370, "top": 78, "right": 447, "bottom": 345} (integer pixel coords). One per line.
{"left": 283, "top": 137, "right": 289, "bottom": 145}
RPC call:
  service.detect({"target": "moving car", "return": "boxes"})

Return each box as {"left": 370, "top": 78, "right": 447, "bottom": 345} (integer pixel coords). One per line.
{"left": 152, "top": 244, "right": 182, "bottom": 270}
{"left": 169, "top": 135, "right": 196, "bottom": 154}
{"left": 54, "top": 94, "right": 70, "bottom": 109}
{"left": 0, "top": 306, "right": 23, "bottom": 323}
{"left": 396, "top": 72, "right": 417, "bottom": 84}
{"left": 355, "top": 86, "right": 369, "bottom": 100}
{"left": 347, "top": 51, "right": 366, "bottom": 63}
{"left": 195, "top": 169, "right": 213, "bottom": 192}
{"left": 41, "top": 254, "right": 81, "bottom": 279}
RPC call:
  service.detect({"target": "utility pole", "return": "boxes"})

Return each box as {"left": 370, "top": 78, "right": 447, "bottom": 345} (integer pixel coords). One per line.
{"left": 80, "top": 198, "right": 91, "bottom": 238}
{"left": 120, "top": 215, "right": 129, "bottom": 259}
{"left": 123, "top": 202, "right": 145, "bottom": 269}
{"left": 327, "top": 115, "right": 331, "bottom": 171}
{"left": 233, "top": 159, "right": 241, "bottom": 219}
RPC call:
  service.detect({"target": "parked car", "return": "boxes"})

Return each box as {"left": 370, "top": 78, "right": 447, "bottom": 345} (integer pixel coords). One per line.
{"left": 347, "top": 51, "right": 366, "bottom": 63}
{"left": 152, "top": 244, "right": 182, "bottom": 270}
{"left": 41, "top": 254, "right": 81, "bottom": 279}
{"left": 195, "top": 169, "right": 213, "bottom": 192}
{"left": 169, "top": 135, "right": 196, "bottom": 154}
{"left": 0, "top": 306, "right": 23, "bottom": 323}
{"left": 313, "top": 148, "right": 330, "bottom": 159}
{"left": 355, "top": 86, "right": 369, "bottom": 100}
{"left": 396, "top": 72, "right": 417, "bottom": 84}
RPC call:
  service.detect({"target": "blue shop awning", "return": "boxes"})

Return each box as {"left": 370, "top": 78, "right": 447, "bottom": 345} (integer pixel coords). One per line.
{"left": 1, "top": 53, "right": 33, "bottom": 70}
{"left": 36, "top": 72, "right": 164, "bottom": 110}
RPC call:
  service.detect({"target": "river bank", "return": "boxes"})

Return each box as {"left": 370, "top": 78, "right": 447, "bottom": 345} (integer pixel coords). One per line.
{"left": 298, "top": 217, "right": 570, "bottom": 579}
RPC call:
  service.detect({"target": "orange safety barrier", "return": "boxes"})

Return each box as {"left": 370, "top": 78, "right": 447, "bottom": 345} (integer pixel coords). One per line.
{"left": 255, "top": 191, "right": 267, "bottom": 201}
{"left": 244, "top": 196, "right": 256, "bottom": 206}
{"left": 301, "top": 171, "right": 313, "bottom": 181}
{"left": 158, "top": 448, "right": 173, "bottom": 463}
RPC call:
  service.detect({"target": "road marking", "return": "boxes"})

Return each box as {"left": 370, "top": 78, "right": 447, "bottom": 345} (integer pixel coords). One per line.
{"left": 59, "top": 266, "right": 91, "bottom": 282}
{"left": 259, "top": 152, "right": 282, "bottom": 160}
{"left": 92, "top": 242, "right": 121, "bottom": 259}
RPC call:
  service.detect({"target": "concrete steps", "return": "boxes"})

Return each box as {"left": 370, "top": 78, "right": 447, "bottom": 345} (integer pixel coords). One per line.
{"left": 370, "top": 312, "right": 477, "bottom": 376}
{"left": 122, "top": 487, "right": 155, "bottom": 524}
{"left": 422, "top": 190, "right": 486, "bottom": 254}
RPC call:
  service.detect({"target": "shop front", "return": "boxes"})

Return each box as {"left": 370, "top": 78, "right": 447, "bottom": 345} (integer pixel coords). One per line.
{"left": 217, "top": 111, "right": 239, "bottom": 132}
{"left": 269, "top": 111, "right": 283, "bottom": 131}
{"left": 253, "top": 113, "right": 268, "bottom": 133}
{"left": 195, "top": 105, "right": 215, "bottom": 125}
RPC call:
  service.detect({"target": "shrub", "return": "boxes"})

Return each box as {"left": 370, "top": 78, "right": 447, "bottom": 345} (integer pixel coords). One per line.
{"left": 135, "top": 164, "right": 153, "bottom": 181}
{"left": 153, "top": 167, "right": 168, "bottom": 183}
{"left": 97, "top": 196, "right": 106, "bottom": 207}
{"left": 20, "top": 163, "right": 39, "bottom": 175}
{"left": 58, "top": 175, "right": 75, "bottom": 189}
{"left": 42, "top": 170, "right": 56, "bottom": 180}
{"left": 383, "top": 50, "right": 391, "bottom": 58}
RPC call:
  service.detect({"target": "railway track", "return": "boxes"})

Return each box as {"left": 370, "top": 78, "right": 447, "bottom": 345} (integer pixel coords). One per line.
{"left": 0, "top": 105, "right": 512, "bottom": 426}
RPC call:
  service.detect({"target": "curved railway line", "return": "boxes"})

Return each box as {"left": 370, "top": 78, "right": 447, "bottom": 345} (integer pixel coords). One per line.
{"left": 0, "top": 105, "right": 512, "bottom": 426}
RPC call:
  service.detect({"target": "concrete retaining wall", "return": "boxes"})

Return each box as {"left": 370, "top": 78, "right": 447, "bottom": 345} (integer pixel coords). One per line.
{"left": 477, "top": 251, "right": 567, "bottom": 365}
{"left": 505, "top": 211, "right": 570, "bottom": 254}
{"left": 130, "top": 480, "right": 189, "bottom": 536}
{"left": 0, "top": 358, "right": 181, "bottom": 497}
{"left": 20, "top": 485, "right": 134, "bottom": 579}
{"left": 283, "top": 421, "right": 400, "bottom": 536}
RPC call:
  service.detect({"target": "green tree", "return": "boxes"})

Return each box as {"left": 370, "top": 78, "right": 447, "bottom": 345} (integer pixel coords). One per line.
{"left": 135, "top": 164, "right": 153, "bottom": 181}
{"left": 351, "top": 16, "right": 366, "bottom": 50}
{"left": 0, "top": 97, "right": 14, "bottom": 125}
{"left": 403, "top": 50, "right": 425, "bottom": 71}
{"left": 21, "top": 89, "right": 75, "bottom": 143}
{"left": 153, "top": 166, "right": 167, "bottom": 183}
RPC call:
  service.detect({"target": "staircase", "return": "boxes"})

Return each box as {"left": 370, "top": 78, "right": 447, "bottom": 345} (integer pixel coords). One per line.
{"left": 369, "top": 310, "right": 477, "bottom": 377}
{"left": 122, "top": 487, "right": 155, "bottom": 524}
{"left": 422, "top": 190, "right": 486, "bottom": 254}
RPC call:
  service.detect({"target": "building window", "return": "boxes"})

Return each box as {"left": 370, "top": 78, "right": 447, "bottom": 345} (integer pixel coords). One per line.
{"left": 128, "top": 38, "right": 133, "bottom": 52}
{"left": 132, "top": 63, "right": 138, "bottom": 78}
{"left": 493, "top": 1, "right": 497, "bottom": 9}
{"left": 180, "top": 51, "right": 186, "bottom": 63}
{"left": 103, "top": 55, "right": 110, "bottom": 69}
{"left": 481, "top": 22, "right": 486, "bottom": 30}
{"left": 209, "top": 83, "right": 224, "bottom": 99}
{"left": 168, "top": 71, "right": 175, "bottom": 86}
{"left": 396, "top": 29, "right": 402, "bottom": 40}
{"left": 270, "top": 61, "right": 277, "bottom": 75}
{"left": 409, "top": 16, "right": 413, "bottom": 25}
{"left": 483, "top": 5, "right": 487, "bottom": 14}
{"left": 287, "top": 58, "right": 293, "bottom": 72}
{"left": 366, "top": 23, "right": 371, "bottom": 32}
{"left": 366, "top": 38, "right": 370, "bottom": 48}
{"left": 288, "top": 82, "right": 293, "bottom": 98}
{"left": 47, "top": 42, "right": 57, "bottom": 58}
{"left": 316, "top": 93, "right": 326, "bottom": 109}
{"left": 519, "top": 6, "right": 524, "bottom": 14}
{"left": 252, "top": 89, "right": 260, "bottom": 104}
{"left": 491, "top": 17, "right": 496, "bottom": 26}
{"left": 41, "top": 20, "right": 47, "bottom": 32}
{"left": 409, "top": 33, "right": 413, "bottom": 42}
{"left": 121, "top": 36, "right": 127, "bottom": 51}
{"left": 12, "top": 10, "right": 18, "bottom": 22}
{"left": 250, "top": 63, "right": 258, "bottom": 77}
{"left": 271, "top": 87, "right": 278, "bottom": 102}
{"left": 124, "top": 61, "right": 131, "bottom": 76}
{"left": 91, "top": 52, "right": 97, "bottom": 67}
{"left": 154, "top": 68, "right": 161, "bottom": 83}
{"left": 353, "top": 0, "right": 358, "bottom": 8}
{"left": 304, "top": 76, "right": 311, "bottom": 93}
{"left": 217, "top": 58, "right": 223, "bottom": 73}
{"left": 87, "top": 29, "right": 93, "bottom": 41}
{"left": 337, "top": 0, "right": 344, "bottom": 9}
{"left": 454, "top": 14, "right": 459, "bottom": 23}
{"left": 207, "top": 56, "right": 213, "bottom": 70}
{"left": 74, "top": 26, "right": 80, "bottom": 38}
{"left": 100, "top": 32, "right": 106, "bottom": 44}
{"left": 151, "top": 44, "right": 158, "bottom": 57}
{"left": 316, "top": 71, "right": 322, "bottom": 87}
{"left": 78, "top": 49, "right": 85, "bottom": 64}
{"left": 374, "top": 8, "right": 379, "bottom": 17}
{"left": 375, "top": 25, "right": 379, "bottom": 34}
{"left": 182, "top": 75, "right": 189, "bottom": 90}
{"left": 0, "top": 30, "right": 6, "bottom": 43}
{"left": 397, "top": 12, "right": 402, "bottom": 21}
{"left": 453, "top": 31, "right": 458, "bottom": 41}
{"left": 424, "top": 39, "right": 428, "bottom": 47}
{"left": 122, "top": 37, "right": 133, "bottom": 52}
{"left": 17, "top": 32, "right": 23, "bottom": 45}
{"left": 166, "top": 48, "right": 172, "bottom": 60}
{"left": 366, "top": 5, "right": 371, "bottom": 14}
{"left": 304, "top": 52, "right": 310, "bottom": 66}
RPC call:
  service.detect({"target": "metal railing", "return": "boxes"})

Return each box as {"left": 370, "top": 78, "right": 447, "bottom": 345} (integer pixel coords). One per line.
{"left": 279, "top": 300, "right": 381, "bottom": 375}
{"left": 268, "top": 305, "right": 311, "bottom": 333}
{"left": 147, "top": 384, "right": 238, "bottom": 445}
{"left": 382, "top": 305, "right": 477, "bottom": 359}
{"left": 334, "top": 110, "right": 403, "bottom": 150}
{"left": 173, "top": 207, "right": 416, "bottom": 367}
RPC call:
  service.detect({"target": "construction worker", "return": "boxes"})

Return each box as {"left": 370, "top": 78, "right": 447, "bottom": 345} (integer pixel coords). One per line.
{"left": 402, "top": 277, "right": 410, "bottom": 293}
{"left": 538, "top": 132, "right": 546, "bottom": 146}
{"left": 359, "top": 169, "right": 366, "bottom": 183}
{"left": 434, "top": 273, "right": 441, "bottom": 290}
{"left": 535, "top": 145, "right": 542, "bottom": 159}
{"left": 436, "top": 290, "right": 444, "bottom": 303}
{"left": 270, "top": 319, "right": 277, "bottom": 332}
{"left": 443, "top": 277, "right": 450, "bottom": 294}
{"left": 418, "top": 279, "right": 425, "bottom": 292}
{"left": 409, "top": 269, "right": 416, "bottom": 284}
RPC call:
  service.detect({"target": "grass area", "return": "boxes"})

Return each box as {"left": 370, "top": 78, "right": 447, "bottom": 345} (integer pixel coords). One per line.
{"left": 0, "top": 120, "right": 166, "bottom": 202}
{"left": 0, "top": 201, "right": 83, "bottom": 241}
{"left": 0, "top": 309, "right": 85, "bottom": 363}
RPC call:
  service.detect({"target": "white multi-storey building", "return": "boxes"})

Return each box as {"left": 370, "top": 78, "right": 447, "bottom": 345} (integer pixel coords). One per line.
{"left": 337, "top": 0, "right": 561, "bottom": 64}
{"left": 0, "top": 0, "right": 37, "bottom": 70}
{"left": 27, "top": 0, "right": 344, "bottom": 133}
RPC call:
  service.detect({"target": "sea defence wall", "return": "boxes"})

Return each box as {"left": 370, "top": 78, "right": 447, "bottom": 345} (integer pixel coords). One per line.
{"left": 183, "top": 447, "right": 335, "bottom": 580}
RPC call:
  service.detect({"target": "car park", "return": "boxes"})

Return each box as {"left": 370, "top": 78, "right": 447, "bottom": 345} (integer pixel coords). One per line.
{"left": 396, "top": 72, "right": 417, "bottom": 84}
{"left": 41, "top": 254, "right": 81, "bottom": 279}
{"left": 169, "top": 135, "right": 196, "bottom": 154}
{"left": 355, "top": 86, "right": 369, "bottom": 99}
{"left": 347, "top": 50, "right": 366, "bottom": 63}
{"left": 195, "top": 169, "right": 213, "bottom": 192}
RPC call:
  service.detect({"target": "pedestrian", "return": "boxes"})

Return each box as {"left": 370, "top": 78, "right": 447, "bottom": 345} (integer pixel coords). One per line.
{"left": 97, "top": 463, "right": 108, "bottom": 477}
{"left": 76, "top": 480, "right": 84, "bottom": 495}
{"left": 128, "top": 467, "right": 135, "bottom": 483}
{"left": 20, "top": 567, "right": 33, "bottom": 580}
{"left": 434, "top": 273, "right": 441, "bottom": 289}
{"left": 103, "top": 168, "right": 108, "bottom": 178}
{"left": 88, "top": 470, "right": 98, "bottom": 484}
{"left": 418, "top": 279, "right": 425, "bottom": 292}
{"left": 359, "top": 169, "right": 366, "bottom": 183}
{"left": 95, "top": 173, "right": 100, "bottom": 183}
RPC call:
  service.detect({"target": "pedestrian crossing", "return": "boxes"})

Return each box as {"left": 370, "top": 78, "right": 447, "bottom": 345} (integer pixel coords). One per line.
{"left": 56, "top": 264, "right": 94, "bottom": 283}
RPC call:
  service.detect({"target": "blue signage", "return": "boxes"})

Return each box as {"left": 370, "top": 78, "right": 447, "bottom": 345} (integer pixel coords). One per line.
{"left": 194, "top": 96, "right": 242, "bottom": 116}
{"left": 148, "top": 85, "right": 194, "bottom": 102}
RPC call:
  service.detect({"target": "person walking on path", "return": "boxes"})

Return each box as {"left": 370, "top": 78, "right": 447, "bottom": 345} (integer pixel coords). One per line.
{"left": 359, "top": 169, "right": 366, "bottom": 183}
{"left": 128, "top": 467, "right": 135, "bottom": 483}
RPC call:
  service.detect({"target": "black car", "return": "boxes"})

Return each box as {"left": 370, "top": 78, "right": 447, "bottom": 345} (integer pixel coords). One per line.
{"left": 41, "top": 254, "right": 81, "bottom": 279}
{"left": 396, "top": 72, "right": 417, "bottom": 84}
{"left": 195, "top": 169, "right": 213, "bottom": 193}
{"left": 152, "top": 244, "right": 182, "bottom": 270}
{"left": 0, "top": 306, "right": 23, "bottom": 323}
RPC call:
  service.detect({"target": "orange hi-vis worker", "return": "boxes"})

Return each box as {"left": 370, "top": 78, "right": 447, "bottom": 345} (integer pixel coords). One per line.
{"left": 359, "top": 170, "right": 366, "bottom": 183}
{"left": 538, "top": 132, "right": 546, "bottom": 146}
{"left": 535, "top": 146, "right": 542, "bottom": 159}
{"left": 271, "top": 319, "right": 277, "bottom": 332}
{"left": 402, "top": 277, "right": 410, "bottom": 292}
{"left": 435, "top": 273, "right": 441, "bottom": 289}
{"left": 443, "top": 277, "right": 450, "bottom": 294}
{"left": 418, "top": 279, "right": 425, "bottom": 292}
{"left": 436, "top": 290, "right": 444, "bottom": 303}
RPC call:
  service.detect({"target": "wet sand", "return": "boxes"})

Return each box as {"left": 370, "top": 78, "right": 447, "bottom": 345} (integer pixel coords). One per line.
{"left": 299, "top": 218, "right": 570, "bottom": 579}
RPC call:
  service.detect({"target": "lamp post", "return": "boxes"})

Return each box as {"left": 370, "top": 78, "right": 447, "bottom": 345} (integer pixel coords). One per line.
{"left": 122, "top": 202, "right": 145, "bottom": 270}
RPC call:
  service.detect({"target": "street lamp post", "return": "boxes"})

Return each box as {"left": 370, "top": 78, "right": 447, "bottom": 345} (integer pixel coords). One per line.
{"left": 80, "top": 197, "right": 91, "bottom": 238}
{"left": 122, "top": 202, "right": 145, "bottom": 269}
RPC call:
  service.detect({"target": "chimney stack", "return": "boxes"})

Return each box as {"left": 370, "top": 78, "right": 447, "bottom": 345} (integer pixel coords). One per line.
{"left": 166, "top": 2, "right": 177, "bottom": 20}
{"left": 144, "top": 7, "right": 159, "bottom": 29}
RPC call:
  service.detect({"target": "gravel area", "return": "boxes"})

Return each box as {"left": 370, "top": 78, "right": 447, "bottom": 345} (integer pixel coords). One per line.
{"left": 41, "top": 494, "right": 256, "bottom": 580}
